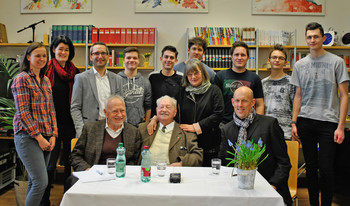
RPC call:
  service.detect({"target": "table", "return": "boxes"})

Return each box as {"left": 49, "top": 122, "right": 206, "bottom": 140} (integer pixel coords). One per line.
{"left": 60, "top": 165, "right": 284, "bottom": 206}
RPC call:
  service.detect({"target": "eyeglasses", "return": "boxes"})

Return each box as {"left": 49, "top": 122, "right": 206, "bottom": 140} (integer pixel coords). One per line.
{"left": 91, "top": 52, "right": 107, "bottom": 56}
{"left": 270, "top": 56, "right": 286, "bottom": 61}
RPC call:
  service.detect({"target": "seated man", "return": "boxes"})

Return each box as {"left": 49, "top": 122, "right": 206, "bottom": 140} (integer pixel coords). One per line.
{"left": 139, "top": 95, "right": 203, "bottom": 166}
{"left": 70, "top": 95, "right": 141, "bottom": 171}
{"left": 218, "top": 86, "right": 292, "bottom": 206}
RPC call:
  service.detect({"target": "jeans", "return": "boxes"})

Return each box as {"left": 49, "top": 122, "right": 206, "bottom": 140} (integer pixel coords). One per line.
{"left": 14, "top": 131, "right": 51, "bottom": 206}
{"left": 297, "top": 117, "right": 337, "bottom": 206}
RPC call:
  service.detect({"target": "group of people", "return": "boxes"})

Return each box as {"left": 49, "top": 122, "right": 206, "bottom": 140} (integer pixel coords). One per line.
{"left": 11, "top": 22, "right": 348, "bottom": 206}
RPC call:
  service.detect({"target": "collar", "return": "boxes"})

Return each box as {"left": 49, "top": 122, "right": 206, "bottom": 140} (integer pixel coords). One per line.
{"left": 159, "top": 121, "right": 175, "bottom": 134}
{"left": 92, "top": 67, "right": 108, "bottom": 78}
{"left": 105, "top": 119, "right": 124, "bottom": 138}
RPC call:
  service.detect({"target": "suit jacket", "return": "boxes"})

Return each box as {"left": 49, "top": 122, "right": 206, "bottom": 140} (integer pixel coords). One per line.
{"left": 218, "top": 114, "right": 292, "bottom": 206}
{"left": 70, "top": 68, "right": 122, "bottom": 137}
{"left": 70, "top": 119, "right": 141, "bottom": 171}
{"left": 139, "top": 122, "right": 203, "bottom": 166}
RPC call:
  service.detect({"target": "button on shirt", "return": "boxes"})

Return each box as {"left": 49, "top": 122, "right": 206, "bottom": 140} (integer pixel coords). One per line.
{"left": 93, "top": 67, "right": 110, "bottom": 120}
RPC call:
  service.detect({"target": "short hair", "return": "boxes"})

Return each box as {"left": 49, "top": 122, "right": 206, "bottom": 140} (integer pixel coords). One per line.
{"left": 50, "top": 35, "right": 75, "bottom": 62}
{"left": 161, "top": 45, "right": 178, "bottom": 58}
{"left": 188, "top": 37, "right": 207, "bottom": 52}
{"left": 156, "top": 95, "right": 177, "bottom": 108}
{"left": 105, "top": 95, "right": 125, "bottom": 109}
{"left": 230, "top": 41, "right": 249, "bottom": 57}
{"left": 90, "top": 42, "right": 109, "bottom": 55}
{"left": 305, "top": 22, "right": 324, "bottom": 37}
{"left": 182, "top": 59, "right": 210, "bottom": 87}
{"left": 269, "top": 44, "right": 287, "bottom": 61}
{"left": 123, "top": 47, "right": 139, "bottom": 59}
{"left": 20, "top": 42, "right": 48, "bottom": 78}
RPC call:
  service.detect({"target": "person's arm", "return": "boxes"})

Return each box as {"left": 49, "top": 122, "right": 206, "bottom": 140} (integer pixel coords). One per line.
{"left": 255, "top": 98, "right": 265, "bottom": 115}
{"left": 70, "top": 125, "right": 92, "bottom": 171}
{"left": 145, "top": 109, "right": 151, "bottom": 122}
{"left": 334, "top": 81, "right": 349, "bottom": 144}
{"left": 70, "top": 75, "right": 84, "bottom": 137}
{"left": 291, "top": 87, "right": 301, "bottom": 142}
{"left": 143, "top": 79, "right": 152, "bottom": 123}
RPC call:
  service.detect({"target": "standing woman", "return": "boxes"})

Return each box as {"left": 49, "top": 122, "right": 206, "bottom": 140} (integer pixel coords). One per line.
{"left": 12, "top": 42, "right": 57, "bottom": 206}
{"left": 178, "top": 59, "right": 224, "bottom": 166}
{"left": 41, "top": 35, "right": 78, "bottom": 205}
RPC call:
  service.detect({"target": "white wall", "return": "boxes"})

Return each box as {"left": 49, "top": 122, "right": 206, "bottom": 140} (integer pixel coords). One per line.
{"left": 1, "top": 0, "right": 349, "bottom": 65}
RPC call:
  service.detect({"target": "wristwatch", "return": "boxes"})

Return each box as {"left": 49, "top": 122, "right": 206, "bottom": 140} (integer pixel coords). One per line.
{"left": 291, "top": 121, "right": 297, "bottom": 125}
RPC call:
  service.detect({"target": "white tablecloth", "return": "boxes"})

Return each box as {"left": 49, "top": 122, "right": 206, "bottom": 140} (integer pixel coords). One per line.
{"left": 60, "top": 165, "right": 284, "bottom": 206}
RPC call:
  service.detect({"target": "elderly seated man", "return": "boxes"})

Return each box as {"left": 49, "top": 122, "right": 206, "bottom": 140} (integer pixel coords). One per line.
{"left": 139, "top": 95, "right": 203, "bottom": 166}
{"left": 218, "top": 86, "right": 292, "bottom": 206}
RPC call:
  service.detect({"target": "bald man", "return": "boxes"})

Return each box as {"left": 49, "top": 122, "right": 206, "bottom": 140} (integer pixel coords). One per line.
{"left": 218, "top": 86, "right": 292, "bottom": 206}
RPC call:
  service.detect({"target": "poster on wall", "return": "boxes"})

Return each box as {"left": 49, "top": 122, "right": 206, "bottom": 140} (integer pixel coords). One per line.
{"left": 21, "top": 0, "right": 92, "bottom": 13}
{"left": 135, "top": 0, "right": 208, "bottom": 13}
{"left": 252, "top": 0, "right": 325, "bottom": 16}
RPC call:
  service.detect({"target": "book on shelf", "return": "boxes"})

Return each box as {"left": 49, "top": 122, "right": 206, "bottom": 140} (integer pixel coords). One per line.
{"left": 258, "top": 29, "right": 291, "bottom": 46}
{"left": 51, "top": 24, "right": 94, "bottom": 44}
{"left": 0, "top": 23, "right": 8, "bottom": 43}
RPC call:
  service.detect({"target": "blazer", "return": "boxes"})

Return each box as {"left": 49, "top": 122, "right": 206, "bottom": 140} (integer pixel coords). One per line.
{"left": 70, "top": 68, "right": 122, "bottom": 137}
{"left": 70, "top": 119, "right": 141, "bottom": 171}
{"left": 218, "top": 114, "right": 292, "bottom": 206}
{"left": 139, "top": 122, "right": 203, "bottom": 166}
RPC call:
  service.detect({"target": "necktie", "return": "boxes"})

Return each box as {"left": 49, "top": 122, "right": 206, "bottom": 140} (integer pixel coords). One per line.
{"left": 162, "top": 126, "right": 166, "bottom": 133}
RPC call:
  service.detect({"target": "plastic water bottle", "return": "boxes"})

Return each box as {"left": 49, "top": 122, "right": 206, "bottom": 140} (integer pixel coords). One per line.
{"left": 141, "top": 146, "right": 151, "bottom": 182}
{"left": 116, "top": 142, "right": 126, "bottom": 178}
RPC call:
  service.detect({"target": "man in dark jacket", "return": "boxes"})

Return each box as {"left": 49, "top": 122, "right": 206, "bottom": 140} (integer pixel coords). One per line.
{"left": 218, "top": 86, "right": 292, "bottom": 206}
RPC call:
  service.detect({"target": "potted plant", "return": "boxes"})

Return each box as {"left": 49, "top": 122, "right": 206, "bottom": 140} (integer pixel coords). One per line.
{"left": 226, "top": 138, "right": 268, "bottom": 189}
{"left": 0, "top": 54, "right": 27, "bottom": 205}
{"left": 143, "top": 52, "right": 151, "bottom": 67}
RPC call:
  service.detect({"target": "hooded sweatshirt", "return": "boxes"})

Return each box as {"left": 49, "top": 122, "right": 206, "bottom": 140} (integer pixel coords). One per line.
{"left": 118, "top": 71, "right": 152, "bottom": 126}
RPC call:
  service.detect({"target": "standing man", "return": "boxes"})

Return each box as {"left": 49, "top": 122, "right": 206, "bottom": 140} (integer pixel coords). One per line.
{"left": 71, "top": 42, "right": 122, "bottom": 137}
{"left": 118, "top": 47, "right": 152, "bottom": 127}
{"left": 213, "top": 41, "right": 264, "bottom": 123}
{"left": 149, "top": 45, "right": 183, "bottom": 116}
{"left": 291, "top": 22, "right": 349, "bottom": 206}
{"left": 174, "top": 37, "right": 216, "bottom": 78}
{"left": 262, "top": 44, "right": 296, "bottom": 139}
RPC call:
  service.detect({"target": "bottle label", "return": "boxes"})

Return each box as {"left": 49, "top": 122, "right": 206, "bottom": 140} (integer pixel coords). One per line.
{"left": 116, "top": 162, "right": 125, "bottom": 173}
{"left": 142, "top": 167, "right": 151, "bottom": 177}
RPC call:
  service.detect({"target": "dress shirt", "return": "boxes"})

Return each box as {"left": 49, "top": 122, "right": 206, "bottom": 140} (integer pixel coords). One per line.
{"left": 105, "top": 119, "right": 124, "bottom": 138}
{"left": 93, "top": 67, "right": 110, "bottom": 120}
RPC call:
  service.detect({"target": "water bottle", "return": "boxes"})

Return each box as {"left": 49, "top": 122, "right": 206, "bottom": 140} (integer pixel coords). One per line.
{"left": 116, "top": 142, "right": 126, "bottom": 178}
{"left": 141, "top": 146, "right": 151, "bottom": 182}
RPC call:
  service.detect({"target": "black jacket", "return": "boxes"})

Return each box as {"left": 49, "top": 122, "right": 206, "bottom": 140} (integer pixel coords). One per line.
{"left": 218, "top": 114, "right": 292, "bottom": 206}
{"left": 178, "top": 84, "right": 224, "bottom": 151}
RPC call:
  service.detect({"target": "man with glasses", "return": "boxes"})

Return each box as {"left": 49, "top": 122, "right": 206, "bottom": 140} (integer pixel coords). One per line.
{"left": 71, "top": 42, "right": 122, "bottom": 137}
{"left": 262, "top": 44, "right": 295, "bottom": 140}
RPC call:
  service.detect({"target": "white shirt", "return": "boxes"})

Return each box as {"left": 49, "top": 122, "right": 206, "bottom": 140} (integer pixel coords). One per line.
{"left": 93, "top": 67, "right": 110, "bottom": 120}
{"left": 105, "top": 119, "right": 124, "bottom": 138}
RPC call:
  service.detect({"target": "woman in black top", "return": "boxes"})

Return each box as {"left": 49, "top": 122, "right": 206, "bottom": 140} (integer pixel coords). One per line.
{"left": 177, "top": 59, "right": 224, "bottom": 166}
{"left": 41, "top": 35, "right": 79, "bottom": 206}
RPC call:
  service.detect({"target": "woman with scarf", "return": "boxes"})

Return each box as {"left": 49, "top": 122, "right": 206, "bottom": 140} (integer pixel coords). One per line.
{"left": 41, "top": 35, "right": 79, "bottom": 206}
{"left": 177, "top": 59, "right": 224, "bottom": 166}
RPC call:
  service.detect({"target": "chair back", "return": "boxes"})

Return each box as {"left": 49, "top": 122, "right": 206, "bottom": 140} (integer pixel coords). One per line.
{"left": 286, "top": 140, "right": 299, "bottom": 199}
{"left": 71, "top": 138, "right": 78, "bottom": 152}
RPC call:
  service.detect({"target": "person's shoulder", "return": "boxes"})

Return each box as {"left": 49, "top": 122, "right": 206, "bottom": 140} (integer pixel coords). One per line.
{"left": 221, "top": 120, "right": 236, "bottom": 131}
{"left": 256, "top": 114, "right": 276, "bottom": 124}
{"left": 124, "top": 122, "right": 138, "bottom": 131}
{"left": 261, "top": 76, "right": 269, "bottom": 83}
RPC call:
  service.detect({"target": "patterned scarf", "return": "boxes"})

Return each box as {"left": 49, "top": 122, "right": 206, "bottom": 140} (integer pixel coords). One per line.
{"left": 46, "top": 58, "right": 77, "bottom": 103}
{"left": 185, "top": 80, "right": 211, "bottom": 100}
{"left": 233, "top": 108, "right": 256, "bottom": 144}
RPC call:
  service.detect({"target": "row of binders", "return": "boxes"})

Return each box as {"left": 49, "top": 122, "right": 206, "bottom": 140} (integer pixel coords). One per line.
{"left": 51, "top": 25, "right": 93, "bottom": 43}
{"left": 92, "top": 27, "right": 156, "bottom": 44}
{"left": 188, "top": 27, "right": 256, "bottom": 46}
{"left": 203, "top": 48, "right": 256, "bottom": 69}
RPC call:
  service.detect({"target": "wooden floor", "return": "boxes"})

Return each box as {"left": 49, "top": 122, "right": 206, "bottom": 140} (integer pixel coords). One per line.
{"left": 1, "top": 183, "right": 349, "bottom": 206}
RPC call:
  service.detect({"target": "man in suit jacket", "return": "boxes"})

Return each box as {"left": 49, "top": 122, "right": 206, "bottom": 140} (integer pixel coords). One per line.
{"left": 218, "top": 86, "right": 292, "bottom": 206}
{"left": 71, "top": 42, "right": 122, "bottom": 137}
{"left": 70, "top": 95, "right": 141, "bottom": 171}
{"left": 139, "top": 95, "right": 203, "bottom": 166}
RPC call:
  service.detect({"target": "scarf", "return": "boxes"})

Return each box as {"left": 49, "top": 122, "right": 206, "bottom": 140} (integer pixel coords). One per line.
{"left": 46, "top": 58, "right": 77, "bottom": 103}
{"left": 185, "top": 80, "right": 211, "bottom": 100}
{"left": 233, "top": 108, "right": 256, "bottom": 145}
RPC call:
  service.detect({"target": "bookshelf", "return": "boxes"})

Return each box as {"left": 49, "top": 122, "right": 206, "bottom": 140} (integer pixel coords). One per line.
{"left": 0, "top": 27, "right": 158, "bottom": 72}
